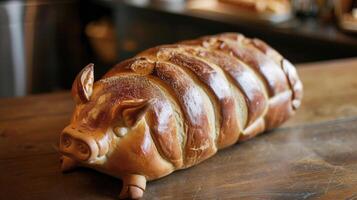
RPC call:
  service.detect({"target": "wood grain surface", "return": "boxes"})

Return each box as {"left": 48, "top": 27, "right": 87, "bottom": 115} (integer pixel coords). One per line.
{"left": 1, "top": 58, "right": 357, "bottom": 200}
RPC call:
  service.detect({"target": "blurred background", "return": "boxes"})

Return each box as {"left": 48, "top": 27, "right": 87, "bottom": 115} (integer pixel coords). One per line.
{"left": 0, "top": 0, "right": 356, "bottom": 97}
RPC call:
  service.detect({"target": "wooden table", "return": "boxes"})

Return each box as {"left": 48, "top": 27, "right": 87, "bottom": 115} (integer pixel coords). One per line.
{"left": 1, "top": 58, "right": 357, "bottom": 199}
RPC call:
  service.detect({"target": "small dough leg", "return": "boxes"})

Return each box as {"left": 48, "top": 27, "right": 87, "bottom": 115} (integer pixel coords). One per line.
{"left": 119, "top": 174, "right": 146, "bottom": 199}
{"left": 60, "top": 155, "right": 78, "bottom": 172}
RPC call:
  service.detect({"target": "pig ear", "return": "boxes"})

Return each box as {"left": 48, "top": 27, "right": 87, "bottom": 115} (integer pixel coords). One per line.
{"left": 72, "top": 63, "right": 94, "bottom": 104}
{"left": 113, "top": 99, "right": 151, "bottom": 127}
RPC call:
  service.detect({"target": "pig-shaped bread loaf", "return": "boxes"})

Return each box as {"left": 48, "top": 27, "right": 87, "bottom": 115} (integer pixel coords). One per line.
{"left": 59, "top": 33, "right": 303, "bottom": 199}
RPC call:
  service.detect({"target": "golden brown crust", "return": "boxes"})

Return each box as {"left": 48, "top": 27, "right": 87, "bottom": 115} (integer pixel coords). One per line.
{"left": 179, "top": 42, "right": 268, "bottom": 128}
{"left": 109, "top": 75, "right": 184, "bottom": 169}
{"left": 105, "top": 60, "right": 186, "bottom": 168}
{"left": 281, "top": 59, "right": 303, "bottom": 110}
{"left": 103, "top": 33, "right": 301, "bottom": 167}
{"left": 62, "top": 33, "right": 302, "bottom": 190}
{"left": 264, "top": 90, "right": 294, "bottom": 130}
{"left": 152, "top": 61, "right": 217, "bottom": 167}
{"left": 104, "top": 120, "right": 174, "bottom": 179}
{"left": 107, "top": 58, "right": 217, "bottom": 167}
{"left": 249, "top": 38, "right": 283, "bottom": 65}
{"left": 239, "top": 117, "right": 265, "bottom": 141}
{"left": 210, "top": 33, "right": 290, "bottom": 97}
{"left": 181, "top": 33, "right": 302, "bottom": 135}
{"left": 157, "top": 47, "right": 241, "bottom": 149}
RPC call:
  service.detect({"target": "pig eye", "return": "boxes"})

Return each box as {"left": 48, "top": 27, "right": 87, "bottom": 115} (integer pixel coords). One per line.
{"left": 77, "top": 142, "right": 89, "bottom": 155}
{"left": 113, "top": 127, "right": 128, "bottom": 137}
{"left": 62, "top": 135, "right": 71, "bottom": 147}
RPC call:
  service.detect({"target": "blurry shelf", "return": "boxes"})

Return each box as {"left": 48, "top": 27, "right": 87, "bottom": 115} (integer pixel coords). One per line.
{"left": 101, "top": 0, "right": 357, "bottom": 47}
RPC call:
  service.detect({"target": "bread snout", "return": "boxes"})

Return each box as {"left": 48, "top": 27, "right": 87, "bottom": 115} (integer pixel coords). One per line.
{"left": 59, "top": 126, "right": 101, "bottom": 163}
